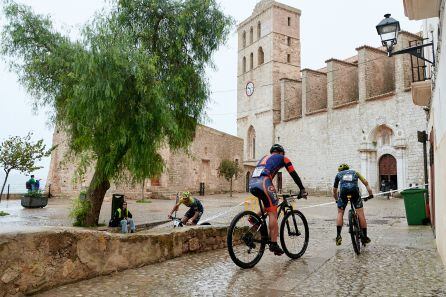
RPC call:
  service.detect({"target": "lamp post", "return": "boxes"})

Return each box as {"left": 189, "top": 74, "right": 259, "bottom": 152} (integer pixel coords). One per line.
{"left": 376, "top": 14, "right": 435, "bottom": 66}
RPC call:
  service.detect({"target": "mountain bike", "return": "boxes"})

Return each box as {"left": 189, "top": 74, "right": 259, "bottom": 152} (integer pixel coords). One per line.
{"left": 227, "top": 192, "right": 309, "bottom": 269}
{"left": 348, "top": 194, "right": 373, "bottom": 255}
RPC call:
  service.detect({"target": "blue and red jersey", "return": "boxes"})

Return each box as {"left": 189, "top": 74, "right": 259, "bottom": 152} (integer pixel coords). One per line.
{"left": 252, "top": 153, "right": 296, "bottom": 179}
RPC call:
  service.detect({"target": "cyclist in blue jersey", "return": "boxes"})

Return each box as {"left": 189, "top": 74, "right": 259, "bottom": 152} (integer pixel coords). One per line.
{"left": 249, "top": 144, "right": 308, "bottom": 256}
{"left": 333, "top": 163, "right": 374, "bottom": 246}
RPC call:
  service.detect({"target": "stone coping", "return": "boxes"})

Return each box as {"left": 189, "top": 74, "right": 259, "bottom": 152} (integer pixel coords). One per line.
{"left": 0, "top": 226, "right": 228, "bottom": 296}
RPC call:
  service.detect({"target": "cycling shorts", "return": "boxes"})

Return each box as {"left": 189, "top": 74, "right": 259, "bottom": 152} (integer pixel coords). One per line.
{"left": 249, "top": 176, "right": 278, "bottom": 212}
{"left": 337, "top": 188, "right": 363, "bottom": 210}
{"left": 184, "top": 208, "right": 203, "bottom": 224}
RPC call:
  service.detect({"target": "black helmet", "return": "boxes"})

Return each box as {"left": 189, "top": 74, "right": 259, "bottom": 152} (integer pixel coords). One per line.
{"left": 270, "top": 144, "right": 285, "bottom": 154}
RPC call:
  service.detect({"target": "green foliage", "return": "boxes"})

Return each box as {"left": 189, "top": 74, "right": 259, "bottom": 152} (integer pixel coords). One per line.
{"left": 69, "top": 193, "right": 91, "bottom": 227}
{"left": 136, "top": 198, "right": 151, "bottom": 203}
{"left": 0, "top": 133, "right": 50, "bottom": 174}
{"left": 25, "top": 190, "right": 43, "bottom": 198}
{"left": 0, "top": 133, "right": 51, "bottom": 199}
{"left": 1, "top": 0, "right": 233, "bottom": 223}
{"left": 217, "top": 159, "right": 242, "bottom": 182}
{"left": 0, "top": 211, "right": 9, "bottom": 216}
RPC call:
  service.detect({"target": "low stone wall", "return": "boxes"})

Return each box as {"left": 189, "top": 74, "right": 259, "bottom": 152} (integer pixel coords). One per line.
{"left": 0, "top": 226, "right": 228, "bottom": 296}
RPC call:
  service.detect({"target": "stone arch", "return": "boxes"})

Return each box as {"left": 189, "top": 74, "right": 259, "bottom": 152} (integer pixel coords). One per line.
{"left": 257, "top": 21, "right": 261, "bottom": 39}
{"left": 247, "top": 125, "right": 256, "bottom": 159}
{"left": 370, "top": 124, "right": 394, "bottom": 147}
{"left": 258, "top": 47, "right": 264, "bottom": 65}
{"left": 367, "top": 124, "right": 396, "bottom": 143}
{"left": 245, "top": 171, "right": 250, "bottom": 192}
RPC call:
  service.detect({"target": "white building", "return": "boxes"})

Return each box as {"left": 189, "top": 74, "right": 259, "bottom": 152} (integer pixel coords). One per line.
{"left": 403, "top": 0, "right": 446, "bottom": 265}
{"left": 238, "top": 0, "right": 426, "bottom": 196}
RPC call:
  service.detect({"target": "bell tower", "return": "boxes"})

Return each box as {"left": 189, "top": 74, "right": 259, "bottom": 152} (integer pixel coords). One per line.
{"left": 237, "top": 0, "right": 301, "bottom": 165}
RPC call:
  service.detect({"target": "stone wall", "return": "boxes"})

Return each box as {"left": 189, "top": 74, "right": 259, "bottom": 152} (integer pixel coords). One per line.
{"left": 0, "top": 227, "right": 228, "bottom": 296}
{"left": 302, "top": 69, "right": 327, "bottom": 114}
{"left": 45, "top": 125, "right": 244, "bottom": 198}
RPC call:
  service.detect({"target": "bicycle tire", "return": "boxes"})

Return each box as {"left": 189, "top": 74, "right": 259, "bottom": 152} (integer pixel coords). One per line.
{"left": 227, "top": 211, "right": 267, "bottom": 269}
{"left": 348, "top": 210, "right": 361, "bottom": 255}
{"left": 280, "top": 210, "right": 309, "bottom": 259}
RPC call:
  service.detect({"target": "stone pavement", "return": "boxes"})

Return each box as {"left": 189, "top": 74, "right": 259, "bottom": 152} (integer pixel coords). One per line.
{"left": 35, "top": 196, "right": 446, "bottom": 296}
{"left": 0, "top": 193, "right": 248, "bottom": 233}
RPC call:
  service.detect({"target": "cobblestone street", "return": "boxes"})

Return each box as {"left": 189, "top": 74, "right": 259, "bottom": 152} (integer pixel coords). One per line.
{"left": 35, "top": 196, "right": 446, "bottom": 296}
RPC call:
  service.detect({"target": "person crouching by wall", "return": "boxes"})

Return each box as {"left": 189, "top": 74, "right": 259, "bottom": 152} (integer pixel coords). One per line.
{"left": 112, "top": 201, "right": 136, "bottom": 233}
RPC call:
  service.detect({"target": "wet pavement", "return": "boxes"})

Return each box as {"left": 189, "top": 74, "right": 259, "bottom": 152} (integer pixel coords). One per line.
{"left": 0, "top": 193, "right": 248, "bottom": 233}
{"left": 34, "top": 196, "right": 446, "bottom": 296}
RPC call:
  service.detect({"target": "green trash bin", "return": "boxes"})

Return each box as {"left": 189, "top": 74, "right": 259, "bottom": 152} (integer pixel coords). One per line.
{"left": 400, "top": 188, "right": 427, "bottom": 225}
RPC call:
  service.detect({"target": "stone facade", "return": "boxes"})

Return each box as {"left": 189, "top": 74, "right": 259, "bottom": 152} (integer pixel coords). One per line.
{"left": 45, "top": 125, "right": 244, "bottom": 198}
{"left": 238, "top": 0, "right": 426, "bottom": 194}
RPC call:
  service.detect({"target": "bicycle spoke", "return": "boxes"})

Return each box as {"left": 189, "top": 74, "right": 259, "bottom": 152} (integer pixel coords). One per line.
{"left": 280, "top": 210, "right": 309, "bottom": 259}
{"left": 227, "top": 211, "right": 266, "bottom": 268}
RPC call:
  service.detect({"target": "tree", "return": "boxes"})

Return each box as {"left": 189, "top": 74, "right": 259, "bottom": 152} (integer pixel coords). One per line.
{"left": 0, "top": 133, "right": 50, "bottom": 201}
{"left": 1, "top": 0, "right": 233, "bottom": 225}
{"left": 217, "top": 159, "right": 242, "bottom": 197}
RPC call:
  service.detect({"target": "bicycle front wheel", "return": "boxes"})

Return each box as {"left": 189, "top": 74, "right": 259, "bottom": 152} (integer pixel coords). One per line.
{"left": 227, "top": 211, "right": 266, "bottom": 269}
{"left": 348, "top": 210, "right": 361, "bottom": 255}
{"left": 279, "top": 210, "right": 309, "bottom": 259}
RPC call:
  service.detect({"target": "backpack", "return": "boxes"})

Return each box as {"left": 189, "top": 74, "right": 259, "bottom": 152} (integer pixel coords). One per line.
{"left": 26, "top": 181, "right": 31, "bottom": 190}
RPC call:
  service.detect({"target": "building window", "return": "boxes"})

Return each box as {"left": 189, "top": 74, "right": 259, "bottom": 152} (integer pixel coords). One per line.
{"left": 250, "top": 26, "right": 253, "bottom": 44}
{"left": 257, "top": 21, "right": 261, "bottom": 39}
{"left": 248, "top": 126, "right": 256, "bottom": 159}
{"left": 287, "top": 36, "right": 291, "bottom": 46}
{"left": 242, "top": 31, "right": 246, "bottom": 48}
{"left": 243, "top": 57, "right": 246, "bottom": 73}
{"left": 250, "top": 52, "right": 254, "bottom": 70}
{"left": 287, "top": 17, "right": 291, "bottom": 26}
{"left": 258, "top": 47, "right": 264, "bottom": 65}
{"left": 287, "top": 54, "right": 291, "bottom": 63}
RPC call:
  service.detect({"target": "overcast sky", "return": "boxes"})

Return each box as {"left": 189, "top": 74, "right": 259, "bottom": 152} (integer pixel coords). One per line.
{"left": 0, "top": 0, "right": 421, "bottom": 188}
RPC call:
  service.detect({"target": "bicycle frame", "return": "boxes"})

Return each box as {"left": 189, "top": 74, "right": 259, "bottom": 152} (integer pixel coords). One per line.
{"left": 254, "top": 195, "right": 300, "bottom": 242}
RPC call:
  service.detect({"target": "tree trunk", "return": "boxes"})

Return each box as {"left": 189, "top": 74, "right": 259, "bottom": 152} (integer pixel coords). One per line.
{"left": 0, "top": 171, "right": 10, "bottom": 203}
{"left": 84, "top": 170, "right": 110, "bottom": 226}
{"left": 230, "top": 178, "right": 233, "bottom": 197}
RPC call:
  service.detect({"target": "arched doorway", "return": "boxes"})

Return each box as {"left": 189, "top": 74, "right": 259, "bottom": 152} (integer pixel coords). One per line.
{"left": 245, "top": 172, "right": 250, "bottom": 192}
{"left": 379, "top": 154, "right": 397, "bottom": 191}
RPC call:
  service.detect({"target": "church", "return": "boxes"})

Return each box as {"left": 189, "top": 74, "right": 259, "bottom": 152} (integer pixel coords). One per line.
{"left": 237, "top": 0, "right": 426, "bottom": 195}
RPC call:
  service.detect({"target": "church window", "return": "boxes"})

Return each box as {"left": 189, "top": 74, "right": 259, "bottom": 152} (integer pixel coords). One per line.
{"left": 250, "top": 27, "right": 253, "bottom": 44}
{"left": 288, "top": 17, "right": 291, "bottom": 26}
{"left": 243, "top": 57, "right": 246, "bottom": 73}
{"left": 250, "top": 52, "right": 254, "bottom": 70}
{"left": 287, "top": 36, "right": 291, "bottom": 46}
{"left": 257, "top": 21, "right": 261, "bottom": 39}
{"left": 258, "top": 47, "right": 264, "bottom": 65}
{"left": 287, "top": 54, "right": 291, "bottom": 63}
{"left": 248, "top": 126, "right": 256, "bottom": 159}
{"left": 242, "top": 31, "right": 246, "bottom": 48}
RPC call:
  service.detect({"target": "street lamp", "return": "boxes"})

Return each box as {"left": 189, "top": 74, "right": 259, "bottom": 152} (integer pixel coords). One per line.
{"left": 376, "top": 14, "right": 435, "bottom": 66}
{"left": 376, "top": 13, "right": 400, "bottom": 53}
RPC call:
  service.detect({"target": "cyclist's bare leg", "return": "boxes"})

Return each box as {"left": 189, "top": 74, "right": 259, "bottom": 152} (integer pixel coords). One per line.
{"left": 268, "top": 211, "right": 278, "bottom": 242}
{"left": 337, "top": 208, "right": 345, "bottom": 226}
{"left": 181, "top": 216, "right": 189, "bottom": 224}
{"left": 356, "top": 208, "right": 367, "bottom": 228}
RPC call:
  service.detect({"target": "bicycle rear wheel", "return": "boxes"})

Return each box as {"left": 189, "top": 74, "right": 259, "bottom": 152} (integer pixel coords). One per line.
{"left": 227, "top": 211, "right": 267, "bottom": 269}
{"left": 348, "top": 210, "right": 361, "bottom": 255}
{"left": 279, "top": 210, "right": 309, "bottom": 259}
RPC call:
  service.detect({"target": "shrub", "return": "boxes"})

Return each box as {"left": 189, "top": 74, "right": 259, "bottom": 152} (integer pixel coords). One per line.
{"left": 69, "top": 191, "right": 91, "bottom": 227}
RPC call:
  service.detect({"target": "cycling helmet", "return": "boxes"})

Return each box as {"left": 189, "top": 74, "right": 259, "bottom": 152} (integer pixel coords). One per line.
{"left": 270, "top": 144, "right": 285, "bottom": 154}
{"left": 338, "top": 163, "right": 350, "bottom": 172}
{"left": 181, "top": 191, "right": 191, "bottom": 199}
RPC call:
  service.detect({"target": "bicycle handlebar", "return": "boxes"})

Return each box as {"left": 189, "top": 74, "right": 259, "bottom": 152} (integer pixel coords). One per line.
{"left": 278, "top": 193, "right": 306, "bottom": 200}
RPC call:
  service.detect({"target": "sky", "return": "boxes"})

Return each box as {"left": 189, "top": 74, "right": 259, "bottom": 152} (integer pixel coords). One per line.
{"left": 0, "top": 0, "right": 421, "bottom": 190}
